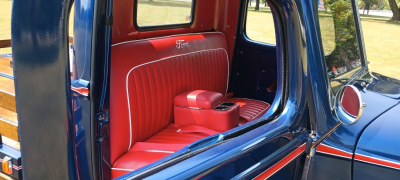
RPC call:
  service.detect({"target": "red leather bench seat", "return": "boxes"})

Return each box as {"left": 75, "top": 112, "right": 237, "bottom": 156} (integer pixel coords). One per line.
{"left": 110, "top": 32, "right": 270, "bottom": 178}
{"left": 225, "top": 98, "right": 271, "bottom": 125}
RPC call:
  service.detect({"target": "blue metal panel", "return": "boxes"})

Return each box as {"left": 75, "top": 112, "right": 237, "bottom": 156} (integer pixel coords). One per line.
{"left": 11, "top": 0, "right": 77, "bottom": 179}
{"left": 353, "top": 102, "right": 400, "bottom": 179}
{"left": 72, "top": 0, "right": 95, "bottom": 80}
{"left": 71, "top": 0, "right": 96, "bottom": 179}
{"left": 72, "top": 0, "right": 94, "bottom": 179}
{"left": 301, "top": 0, "right": 400, "bottom": 178}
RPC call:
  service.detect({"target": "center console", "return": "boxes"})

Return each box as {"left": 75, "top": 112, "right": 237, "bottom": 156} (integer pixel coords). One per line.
{"left": 174, "top": 90, "right": 239, "bottom": 132}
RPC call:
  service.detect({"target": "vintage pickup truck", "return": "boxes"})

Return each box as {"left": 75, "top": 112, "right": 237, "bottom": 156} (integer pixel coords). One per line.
{"left": 0, "top": 0, "right": 399, "bottom": 179}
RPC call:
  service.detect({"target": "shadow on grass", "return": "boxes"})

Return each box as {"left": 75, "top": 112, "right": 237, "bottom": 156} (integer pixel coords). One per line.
{"left": 247, "top": 6, "right": 272, "bottom": 13}
{"left": 358, "top": 14, "right": 400, "bottom": 26}
{"left": 138, "top": 0, "right": 191, "bottom": 8}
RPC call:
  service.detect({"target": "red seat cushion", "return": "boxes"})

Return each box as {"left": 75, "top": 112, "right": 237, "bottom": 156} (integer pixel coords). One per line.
{"left": 111, "top": 124, "right": 208, "bottom": 178}
{"left": 225, "top": 98, "right": 271, "bottom": 125}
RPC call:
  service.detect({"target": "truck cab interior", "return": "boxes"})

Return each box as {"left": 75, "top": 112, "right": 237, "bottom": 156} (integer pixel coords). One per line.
{"left": 106, "top": 0, "right": 287, "bottom": 178}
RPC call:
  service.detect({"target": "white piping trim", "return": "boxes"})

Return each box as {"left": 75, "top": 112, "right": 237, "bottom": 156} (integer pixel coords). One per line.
{"left": 355, "top": 153, "right": 400, "bottom": 166}
{"left": 355, "top": 159, "right": 400, "bottom": 171}
{"left": 144, "top": 150, "right": 175, "bottom": 153}
{"left": 111, "top": 168, "right": 136, "bottom": 171}
{"left": 317, "top": 151, "right": 352, "bottom": 159}
{"left": 126, "top": 48, "right": 229, "bottom": 151}
{"left": 112, "top": 32, "right": 225, "bottom": 47}
{"left": 318, "top": 144, "right": 353, "bottom": 155}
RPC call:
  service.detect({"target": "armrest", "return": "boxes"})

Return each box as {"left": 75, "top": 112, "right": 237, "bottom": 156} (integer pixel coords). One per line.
{"left": 174, "top": 90, "right": 223, "bottom": 109}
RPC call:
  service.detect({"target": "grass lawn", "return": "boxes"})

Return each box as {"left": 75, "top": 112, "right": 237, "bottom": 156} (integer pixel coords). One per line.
{"left": 1, "top": 0, "right": 399, "bottom": 78}
{"left": 246, "top": 6, "right": 400, "bottom": 79}
{"left": 137, "top": 0, "right": 191, "bottom": 27}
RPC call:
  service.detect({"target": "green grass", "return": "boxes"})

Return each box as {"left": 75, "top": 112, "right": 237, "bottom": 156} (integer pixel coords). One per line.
{"left": 246, "top": 6, "right": 400, "bottom": 79}
{"left": 1, "top": 0, "right": 399, "bottom": 78}
{"left": 246, "top": 6, "right": 276, "bottom": 44}
{"left": 317, "top": 11, "right": 336, "bottom": 54}
{"left": 358, "top": 14, "right": 400, "bottom": 79}
{"left": 137, "top": 0, "right": 192, "bottom": 27}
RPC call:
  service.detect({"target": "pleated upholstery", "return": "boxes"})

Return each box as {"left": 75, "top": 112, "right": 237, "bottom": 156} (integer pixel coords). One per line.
{"left": 225, "top": 98, "right": 271, "bottom": 122}
{"left": 110, "top": 32, "right": 229, "bottom": 165}
{"left": 126, "top": 49, "right": 228, "bottom": 143}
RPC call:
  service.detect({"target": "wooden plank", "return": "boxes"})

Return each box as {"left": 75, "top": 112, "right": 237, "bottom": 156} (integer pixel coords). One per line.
{"left": 0, "top": 107, "right": 18, "bottom": 142}
{"left": 0, "top": 40, "right": 11, "bottom": 49}
{"left": 0, "top": 172, "right": 14, "bottom": 180}
{"left": 0, "top": 56, "right": 12, "bottom": 67}
{"left": 0, "top": 58, "right": 13, "bottom": 76}
{"left": 2, "top": 136, "right": 20, "bottom": 151}
{"left": 0, "top": 77, "right": 16, "bottom": 112}
{"left": 68, "top": 36, "right": 73, "bottom": 44}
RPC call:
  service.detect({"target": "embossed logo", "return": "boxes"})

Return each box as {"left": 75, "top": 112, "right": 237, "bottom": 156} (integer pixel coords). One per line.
{"left": 176, "top": 40, "right": 190, "bottom": 49}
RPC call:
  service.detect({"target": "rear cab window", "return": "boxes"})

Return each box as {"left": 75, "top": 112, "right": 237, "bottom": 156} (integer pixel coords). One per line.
{"left": 245, "top": 2, "right": 276, "bottom": 45}
{"left": 136, "top": 0, "right": 195, "bottom": 29}
{"left": 317, "top": 0, "right": 363, "bottom": 91}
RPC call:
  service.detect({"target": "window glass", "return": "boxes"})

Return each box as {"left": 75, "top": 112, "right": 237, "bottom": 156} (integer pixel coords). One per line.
{"left": 137, "top": 0, "right": 193, "bottom": 27}
{"left": 317, "top": 0, "right": 362, "bottom": 92}
{"left": 245, "top": 1, "right": 276, "bottom": 45}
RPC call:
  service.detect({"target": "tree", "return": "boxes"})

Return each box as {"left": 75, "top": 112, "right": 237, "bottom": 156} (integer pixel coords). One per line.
{"left": 255, "top": 0, "right": 260, "bottom": 10}
{"left": 388, "top": 0, "right": 400, "bottom": 20}
{"left": 261, "top": 0, "right": 268, "bottom": 7}
{"left": 324, "top": 0, "right": 360, "bottom": 71}
{"left": 360, "top": 0, "right": 379, "bottom": 14}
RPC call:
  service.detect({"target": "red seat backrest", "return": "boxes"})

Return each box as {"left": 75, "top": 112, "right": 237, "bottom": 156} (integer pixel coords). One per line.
{"left": 110, "top": 32, "right": 230, "bottom": 164}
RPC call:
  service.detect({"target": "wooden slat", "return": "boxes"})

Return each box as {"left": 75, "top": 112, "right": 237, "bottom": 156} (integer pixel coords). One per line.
{"left": 0, "top": 56, "right": 13, "bottom": 76}
{"left": 0, "top": 172, "right": 14, "bottom": 180}
{"left": 0, "top": 107, "right": 18, "bottom": 142}
{"left": 0, "top": 56, "right": 12, "bottom": 67}
{"left": 2, "top": 136, "right": 20, "bottom": 150}
{"left": 0, "top": 39, "right": 11, "bottom": 49}
{"left": 0, "top": 76, "right": 16, "bottom": 112}
{"left": 68, "top": 36, "right": 73, "bottom": 44}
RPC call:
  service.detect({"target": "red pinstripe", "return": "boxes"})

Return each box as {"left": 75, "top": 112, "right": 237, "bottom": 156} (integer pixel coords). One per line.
{"left": 316, "top": 144, "right": 353, "bottom": 159}
{"left": 355, "top": 153, "right": 400, "bottom": 170}
{"left": 253, "top": 143, "right": 306, "bottom": 180}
